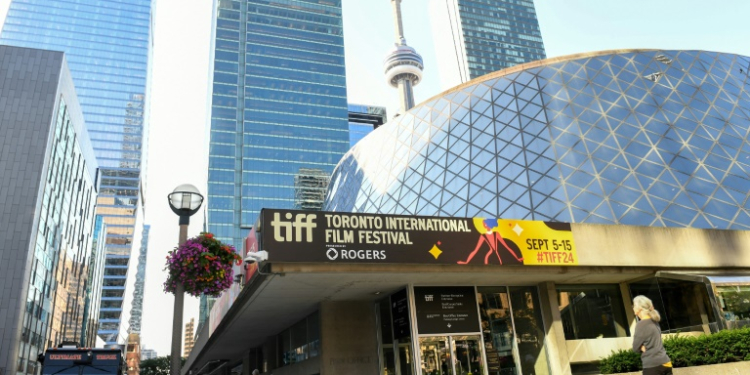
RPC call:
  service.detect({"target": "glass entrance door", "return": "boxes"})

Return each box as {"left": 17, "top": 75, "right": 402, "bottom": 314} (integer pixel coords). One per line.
{"left": 419, "top": 336, "right": 451, "bottom": 375}
{"left": 452, "top": 336, "right": 483, "bottom": 375}
{"left": 419, "top": 335, "right": 483, "bottom": 375}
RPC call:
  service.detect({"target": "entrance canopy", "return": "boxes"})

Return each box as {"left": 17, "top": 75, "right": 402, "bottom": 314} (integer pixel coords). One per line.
{"left": 184, "top": 263, "right": 655, "bottom": 374}
{"left": 184, "top": 209, "right": 750, "bottom": 374}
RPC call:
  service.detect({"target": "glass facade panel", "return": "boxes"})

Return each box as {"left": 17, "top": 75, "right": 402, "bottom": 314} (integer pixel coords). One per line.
{"left": 15, "top": 98, "right": 98, "bottom": 374}
{"left": 556, "top": 285, "right": 630, "bottom": 340}
{"left": 629, "top": 277, "right": 718, "bottom": 333}
{"left": 716, "top": 285, "right": 750, "bottom": 329}
{"left": 326, "top": 50, "right": 750, "bottom": 232}
{"left": 1, "top": 0, "right": 154, "bottom": 342}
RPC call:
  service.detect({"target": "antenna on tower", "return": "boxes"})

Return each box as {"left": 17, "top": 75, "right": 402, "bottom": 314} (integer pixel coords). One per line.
{"left": 384, "top": 0, "right": 424, "bottom": 113}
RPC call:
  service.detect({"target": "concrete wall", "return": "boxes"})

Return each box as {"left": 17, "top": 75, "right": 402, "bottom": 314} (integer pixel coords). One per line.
{"left": 319, "top": 301, "right": 378, "bottom": 375}
{"left": 573, "top": 223, "right": 750, "bottom": 268}
{"left": 0, "top": 45, "right": 63, "bottom": 375}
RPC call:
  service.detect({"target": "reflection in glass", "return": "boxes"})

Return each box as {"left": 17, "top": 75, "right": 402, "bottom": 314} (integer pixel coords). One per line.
{"left": 717, "top": 285, "right": 750, "bottom": 329}
{"left": 379, "top": 299, "right": 397, "bottom": 375}
{"left": 630, "top": 277, "right": 718, "bottom": 333}
{"left": 419, "top": 337, "right": 451, "bottom": 375}
{"left": 398, "top": 337, "right": 414, "bottom": 375}
{"left": 477, "top": 289, "right": 516, "bottom": 375}
{"left": 452, "top": 336, "right": 483, "bottom": 375}
{"left": 509, "top": 287, "right": 549, "bottom": 375}
{"left": 557, "top": 285, "right": 629, "bottom": 340}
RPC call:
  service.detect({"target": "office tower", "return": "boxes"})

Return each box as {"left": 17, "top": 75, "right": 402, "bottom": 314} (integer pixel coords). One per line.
{"left": 430, "top": 0, "right": 546, "bottom": 89}
{"left": 348, "top": 104, "right": 388, "bottom": 147}
{"left": 384, "top": 0, "right": 424, "bottom": 112}
{"left": 128, "top": 224, "right": 150, "bottom": 334}
{"left": 206, "top": 0, "right": 349, "bottom": 257}
{"left": 203, "top": 0, "right": 349, "bottom": 328}
{"left": 0, "top": 0, "right": 155, "bottom": 343}
{"left": 184, "top": 318, "right": 196, "bottom": 357}
{"left": 0, "top": 46, "right": 98, "bottom": 375}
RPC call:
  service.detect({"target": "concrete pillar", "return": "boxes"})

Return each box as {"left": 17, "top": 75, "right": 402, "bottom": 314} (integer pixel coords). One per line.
{"left": 262, "top": 336, "right": 278, "bottom": 372}
{"left": 320, "top": 301, "right": 379, "bottom": 375}
{"left": 619, "top": 283, "right": 637, "bottom": 335}
{"left": 537, "top": 282, "right": 572, "bottom": 375}
{"left": 694, "top": 284, "right": 712, "bottom": 334}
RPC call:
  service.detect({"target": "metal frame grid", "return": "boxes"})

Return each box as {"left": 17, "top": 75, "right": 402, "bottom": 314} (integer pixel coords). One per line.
{"left": 325, "top": 50, "right": 750, "bottom": 230}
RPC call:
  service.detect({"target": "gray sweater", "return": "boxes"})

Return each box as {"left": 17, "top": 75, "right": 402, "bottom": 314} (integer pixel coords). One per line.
{"left": 632, "top": 318, "right": 671, "bottom": 368}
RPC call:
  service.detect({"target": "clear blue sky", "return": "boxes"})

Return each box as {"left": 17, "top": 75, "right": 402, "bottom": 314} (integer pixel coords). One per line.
{"left": 0, "top": 0, "right": 747, "bottom": 356}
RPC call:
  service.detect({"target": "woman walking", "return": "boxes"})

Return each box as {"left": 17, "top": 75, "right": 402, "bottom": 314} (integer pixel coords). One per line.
{"left": 632, "top": 296, "right": 673, "bottom": 375}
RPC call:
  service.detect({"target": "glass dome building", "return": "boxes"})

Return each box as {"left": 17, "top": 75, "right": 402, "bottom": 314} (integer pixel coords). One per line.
{"left": 325, "top": 49, "right": 750, "bottom": 229}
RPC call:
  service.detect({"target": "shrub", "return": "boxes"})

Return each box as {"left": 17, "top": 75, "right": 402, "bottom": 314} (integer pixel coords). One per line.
{"left": 664, "top": 327, "right": 750, "bottom": 367}
{"left": 599, "top": 327, "right": 750, "bottom": 374}
{"left": 598, "top": 349, "right": 641, "bottom": 374}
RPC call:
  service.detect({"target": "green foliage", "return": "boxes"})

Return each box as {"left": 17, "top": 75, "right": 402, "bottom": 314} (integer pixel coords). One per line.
{"left": 664, "top": 327, "right": 750, "bottom": 368}
{"left": 599, "top": 327, "right": 750, "bottom": 374}
{"left": 598, "top": 349, "right": 641, "bottom": 374}
{"left": 140, "top": 356, "right": 184, "bottom": 375}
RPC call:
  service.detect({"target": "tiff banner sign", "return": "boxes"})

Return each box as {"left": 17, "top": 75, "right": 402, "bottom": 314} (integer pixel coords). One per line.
{"left": 258, "top": 209, "right": 577, "bottom": 266}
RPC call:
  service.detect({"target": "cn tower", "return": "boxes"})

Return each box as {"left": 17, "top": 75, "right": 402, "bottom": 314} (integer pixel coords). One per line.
{"left": 384, "top": 0, "right": 424, "bottom": 113}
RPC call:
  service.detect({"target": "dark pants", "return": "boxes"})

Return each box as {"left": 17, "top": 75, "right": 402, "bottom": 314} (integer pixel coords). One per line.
{"left": 642, "top": 365, "right": 673, "bottom": 375}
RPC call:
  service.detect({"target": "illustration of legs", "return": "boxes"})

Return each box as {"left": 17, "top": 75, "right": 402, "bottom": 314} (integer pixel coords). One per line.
{"left": 483, "top": 245, "right": 503, "bottom": 265}
{"left": 497, "top": 235, "right": 523, "bottom": 261}
{"left": 458, "top": 236, "right": 488, "bottom": 264}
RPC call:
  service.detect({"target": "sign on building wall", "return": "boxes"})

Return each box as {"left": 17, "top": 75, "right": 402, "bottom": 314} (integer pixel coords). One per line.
{"left": 391, "top": 289, "right": 411, "bottom": 340}
{"left": 413, "top": 287, "right": 480, "bottom": 334}
{"left": 258, "top": 209, "right": 577, "bottom": 266}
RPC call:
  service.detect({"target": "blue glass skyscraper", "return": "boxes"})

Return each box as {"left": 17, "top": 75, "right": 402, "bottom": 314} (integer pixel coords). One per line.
{"left": 430, "top": 0, "right": 546, "bottom": 89}
{"left": 202, "top": 0, "right": 349, "bottom": 328}
{"left": 207, "top": 0, "right": 349, "bottom": 248}
{"left": 0, "top": 0, "right": 154, "bottom": 343}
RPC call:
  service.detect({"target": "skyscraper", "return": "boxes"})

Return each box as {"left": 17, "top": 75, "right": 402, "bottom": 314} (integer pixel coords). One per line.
{"left": 430, "top": 0, "right": 546, "bottom": 89}
{"left": 184, "top": 318, "right": 196, "bottom": 358}
{"left": 0, "top": 0, "right": 155, "bottom": 343}
{"left": 201, "top": 0, "right": 349, "bottom": 329}
{"left": 206, "top": 0, "right": 349, "bottom": 251}
{"left": 0, "top": 45, "right": 99, "bottom": 375}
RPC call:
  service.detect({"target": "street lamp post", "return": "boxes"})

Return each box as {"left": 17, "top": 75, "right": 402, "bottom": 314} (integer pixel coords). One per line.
{"left": 168, "top": 184, "right": 204, "bottom": 375}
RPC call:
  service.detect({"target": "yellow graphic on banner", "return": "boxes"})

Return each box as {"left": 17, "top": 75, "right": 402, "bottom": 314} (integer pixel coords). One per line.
{"left": 472, "top": 218, "right": 577, "bottom": 266}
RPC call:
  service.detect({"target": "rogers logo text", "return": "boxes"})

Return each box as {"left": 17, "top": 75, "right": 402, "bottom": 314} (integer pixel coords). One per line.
{"left": 334, "top": 249, "right": 387, "bottom": 260}
{"left": 271, "top": 212, "right": 317, "bottom": 242}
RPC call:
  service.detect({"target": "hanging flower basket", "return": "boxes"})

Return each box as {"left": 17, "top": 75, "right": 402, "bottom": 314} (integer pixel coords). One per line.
{"left": 164, "top": 232, "right": 242, "bottom": 297}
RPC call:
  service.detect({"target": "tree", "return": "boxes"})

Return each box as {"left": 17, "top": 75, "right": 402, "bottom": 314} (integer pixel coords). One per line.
{"left": 140, "top": 356, "right": 184, "bottom": 375}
